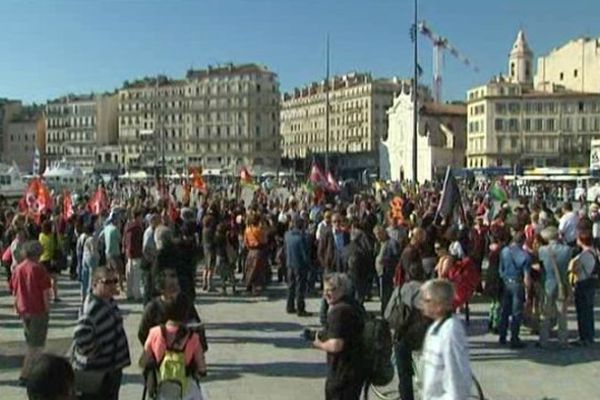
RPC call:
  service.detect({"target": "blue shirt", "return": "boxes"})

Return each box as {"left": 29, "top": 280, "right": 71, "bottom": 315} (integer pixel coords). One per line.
{"left": 499, "top": 244, "right": 532, "bottom": 281}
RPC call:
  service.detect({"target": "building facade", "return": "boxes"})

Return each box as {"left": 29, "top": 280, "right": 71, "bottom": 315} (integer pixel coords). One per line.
{"left": 281, "top": 73, "right": 403, "bottom": 176}
{"left": 535, "top": 37, "right": 600, "bottom": 93}
{"left": 467, "top": 31, "right": 600, "bottom": 169}
{"left": 0, "top": 99, "right": 22, "bottom": 159}
{"left": 118, "top": 63, "right": 281, "bottom": 172}
{"left": 46, "top": 93, "right": 118, "bottom": 171}
{"left": 3, "top": 105, "right": 43, "bottom": 173}
{"left": 381, "top": 86, "right": 466, "bottom": 183}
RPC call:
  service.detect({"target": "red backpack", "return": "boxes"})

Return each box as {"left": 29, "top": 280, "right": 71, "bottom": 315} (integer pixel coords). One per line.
{"left": 447, "top": 257, "right": 480, "bottom": 309}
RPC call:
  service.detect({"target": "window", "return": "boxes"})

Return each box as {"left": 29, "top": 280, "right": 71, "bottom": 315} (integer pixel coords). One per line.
{"left": 579, "top": 102, "right": 584, "bottom": 112}
{"left": 511, "top": 137, "right": 518, "bottom": 149}
{"left": 510, "top": 62, "right": 515, "bottom": 77}
{"left": 495, "top": 103, "right": 506, "bottom": 114}
{"left": 524, "top": 119, "right": 531, "bottom": 132}
{"left": 494, "top": 119, "right": 504, "bottom": 132}
{"left": 508, "top": 118, "right": 519, "bottom": 132}
{"left": 560, "top": 72, "right": 564, "bottom": 81}
{"left": 574, "top": 69, "right": 578, "bottom": 78}
{"left": 546, "top": 118, "right": 555, "bottom": 132}
{"left": 535, "top": 118, "right": 543, "bottom": 131}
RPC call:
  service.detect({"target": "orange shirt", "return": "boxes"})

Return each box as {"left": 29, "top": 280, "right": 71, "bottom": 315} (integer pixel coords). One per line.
{"left": 244, "top": 225, "right": 265, "bottom": 249}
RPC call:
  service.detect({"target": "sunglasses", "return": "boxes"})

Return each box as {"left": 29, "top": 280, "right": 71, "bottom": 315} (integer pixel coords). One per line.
{"left": 99, "top": 278, "right": 119, "bottom": 285}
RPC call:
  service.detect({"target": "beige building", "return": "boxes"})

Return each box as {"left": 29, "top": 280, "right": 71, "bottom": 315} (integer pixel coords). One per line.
{"left": 281, "top": 73, "right": 403, "bottom": 175}
{"left": 467, "top": 31, "right": 600, "bottom": 169}
{"left": 118, "top": 63, "right": 280, "bottom": 172}
{"left": 535, "top": 37, "right": 600, "bottom": 93}
{"left": 46, "top": 93, "right": 118, "bottom": 171}
{"left": 4, "top": 106, "right": 42, "bottom": 173}
{"left": 381, "top": 85, "right": 466, "bottom": 182}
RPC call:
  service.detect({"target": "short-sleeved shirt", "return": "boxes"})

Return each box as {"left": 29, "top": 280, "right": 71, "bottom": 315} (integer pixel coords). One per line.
{"left": 326, "top": 301, "right": 364, "bottom": 382}
{"left": 10, "top": 259, "right": 51, "bottom": 317}
{"left": 144, "top": 325, "right": 201, "bottom": 366}
{"left": 104, "top": 223, "right": 121, "bottom": 257}
{"left": 38, "top": 232, "right": 56, "bottom": 263}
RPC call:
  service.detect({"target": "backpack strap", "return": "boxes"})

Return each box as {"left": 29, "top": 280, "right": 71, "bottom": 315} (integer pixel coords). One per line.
{"left": 431, "top": 313, "right": 453, "bottom": 335}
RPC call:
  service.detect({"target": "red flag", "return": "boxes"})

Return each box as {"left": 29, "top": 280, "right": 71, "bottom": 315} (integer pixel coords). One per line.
{"left": 19, "top": 178, "right": 53, "bottom": 223}
{"left": 63, "top": 191, "right": 74, "bottom": 219}
{"left": 326, "top": 171, "right": 340, "bottom": 193}
{"left": 88, "top": 187, "right": 108, "bottom": 215}
{"left": 309, "top": 163, "right": 327, "bottom": 188}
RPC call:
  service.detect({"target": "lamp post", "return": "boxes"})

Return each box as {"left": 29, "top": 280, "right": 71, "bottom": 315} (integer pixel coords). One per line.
{"left": 412, "top": 0, "right": 419, "bottom": 183}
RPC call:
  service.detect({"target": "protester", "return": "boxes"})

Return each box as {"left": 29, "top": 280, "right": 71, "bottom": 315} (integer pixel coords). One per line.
{"left": 123, "top": 207, "right": 144, "bottom": 301}
{"left": 26, "top": 353, "right": 75, "bottom": 400}
{"left": 9, "top": 240, "right": 51, "bottom": 386}
{"left": 569, "top": 230, "right": 597, "bottom": 346}
{"left": 72, "top": 267, "right": 131, "bottom": 400}
{"left": 313, "top": 273, "right": 365, "bottom": 400}
{"left": 421, "top": 279, "right": 472, "bottom": 400}
{"left": 498, "top": 232, "right": 531, "bottom": 348}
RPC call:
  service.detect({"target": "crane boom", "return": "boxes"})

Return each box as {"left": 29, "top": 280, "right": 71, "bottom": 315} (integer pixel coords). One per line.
{"left": 418, "top": 21, "right": 478, "bottom": 103}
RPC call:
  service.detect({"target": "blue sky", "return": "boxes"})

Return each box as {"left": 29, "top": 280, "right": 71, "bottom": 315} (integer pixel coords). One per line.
{"left": 0, "top": 0, "right": 596, "bottom": 104}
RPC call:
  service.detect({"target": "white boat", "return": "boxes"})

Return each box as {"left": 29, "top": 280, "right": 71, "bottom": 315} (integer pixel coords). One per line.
{"left": 43, "top": 160, "right": 86, "bottom": 191}
{"left": 0, "top": 163, "right": 27, "bottom": 199}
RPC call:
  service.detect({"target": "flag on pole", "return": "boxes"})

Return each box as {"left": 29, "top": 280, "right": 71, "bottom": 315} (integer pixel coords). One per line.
{"left": 489, "top": 181, "right": 509, "bottom": 202}
{"left": 63, "top": 191, "right": 74, "bottom": 219}
{"left": 19, "top": 177, "right": 53, "bottom": 223}
{"left": 87, "top": 187, "right": 109, "bottom": 215}
{"left": 436, "top": 167, "right": 465, "bottom": 221}
{"left": 326, "top": 171, "right": 340, "bottom": 193}
{"left": 306, "top": 162, "right": 328, "bottom": 192}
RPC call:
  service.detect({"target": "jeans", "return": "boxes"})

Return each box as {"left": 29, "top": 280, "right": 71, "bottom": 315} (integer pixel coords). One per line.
{"left": 287, "top": 268, "right": 308, "bottom": 312}
{"left": 498, "top": 280, "right": 525, "bottom": 343}
{"left": 575, "top": 279, "right": 596, "bottom": 343}
{"left": 394, "top": 340, "right": 415, "bottom": 400}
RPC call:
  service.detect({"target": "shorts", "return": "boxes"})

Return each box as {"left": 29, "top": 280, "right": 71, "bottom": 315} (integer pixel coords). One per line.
{"left": 23, "top": 314, "right": 49, "bottom": 348}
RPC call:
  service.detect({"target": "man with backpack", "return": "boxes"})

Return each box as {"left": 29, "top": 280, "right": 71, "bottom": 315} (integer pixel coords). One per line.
{"left": 385, "top": 263, "right": 431, "bottom": 400}
{"left": 312, "top": 273, "right": 366, "bottom": 400}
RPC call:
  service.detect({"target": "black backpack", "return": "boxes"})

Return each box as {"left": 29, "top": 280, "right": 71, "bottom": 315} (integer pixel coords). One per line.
{"left": 362, "top": 317, "right": 394, "bottom": 386}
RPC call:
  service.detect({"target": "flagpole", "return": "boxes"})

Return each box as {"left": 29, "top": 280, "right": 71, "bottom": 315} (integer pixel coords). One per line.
{"left": 325, "top": 33, "right": 330, "bottom": 174}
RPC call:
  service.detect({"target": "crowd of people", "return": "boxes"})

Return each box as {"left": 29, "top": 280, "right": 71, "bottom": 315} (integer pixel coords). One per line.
{"left": 2, "top": 176, "right": 598, "bottom": 400}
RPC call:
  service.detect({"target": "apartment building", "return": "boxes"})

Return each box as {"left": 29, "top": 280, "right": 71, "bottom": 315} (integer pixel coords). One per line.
{"left": 535, "top": 36, "right": 600, "bottom": 93}
{"left": 3, "top": 106, "right": 43, "bottom": 172}
{"left": 117, "top": 63, "right": 281, "bottom": 172}
{"left": 281, "top": 73, "right": 403, "bottom": 175}
{"left": 46, "top": 93, "right": 118, "bottom": 170}
{"left": 466, "top": 30, "right": 600, "bottom": 169}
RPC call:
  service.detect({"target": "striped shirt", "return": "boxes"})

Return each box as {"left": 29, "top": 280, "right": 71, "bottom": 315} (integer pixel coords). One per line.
{"left": 73, "top": 294, "right": 131, "bottom": 371}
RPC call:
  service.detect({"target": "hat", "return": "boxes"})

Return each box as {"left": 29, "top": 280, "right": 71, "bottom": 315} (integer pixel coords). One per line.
{"left": 540, "top": 226, "right": 559, "bottom": 242}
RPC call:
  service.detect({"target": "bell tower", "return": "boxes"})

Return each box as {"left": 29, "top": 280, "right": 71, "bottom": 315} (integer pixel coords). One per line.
{"left": 508, "top": 30, "right": 533, "bottom": 84}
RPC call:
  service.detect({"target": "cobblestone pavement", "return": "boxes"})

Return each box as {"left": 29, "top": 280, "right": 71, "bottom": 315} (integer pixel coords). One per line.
{"left": 0, "top": 273, "right": 598, "bottom": 400}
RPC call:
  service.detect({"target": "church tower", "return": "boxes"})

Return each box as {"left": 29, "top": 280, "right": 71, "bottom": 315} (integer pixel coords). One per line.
{"left": 508, "top": 30, "right": 533, "bottom": 85}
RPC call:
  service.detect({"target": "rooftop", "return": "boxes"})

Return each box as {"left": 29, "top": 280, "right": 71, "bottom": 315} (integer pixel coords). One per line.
{"left": 186, "top": 63, "right": 276, "bottom": 80}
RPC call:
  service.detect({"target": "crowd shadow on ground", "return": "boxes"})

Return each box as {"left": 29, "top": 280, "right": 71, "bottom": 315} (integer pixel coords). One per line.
{"left": 201, "top": 361, "right": 326, "bottom": 383}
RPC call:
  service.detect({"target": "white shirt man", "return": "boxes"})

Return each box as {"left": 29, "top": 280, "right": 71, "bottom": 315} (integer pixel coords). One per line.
{"left": 558, "top": 204, "right": 579, "bottom": 245}
{"left": 421, "top": 279, "right": 472, "bottom": 400}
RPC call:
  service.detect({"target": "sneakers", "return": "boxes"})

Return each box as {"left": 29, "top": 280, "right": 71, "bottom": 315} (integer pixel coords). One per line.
{"left": 297, "top": 311, "right": 313, "bottom": 317}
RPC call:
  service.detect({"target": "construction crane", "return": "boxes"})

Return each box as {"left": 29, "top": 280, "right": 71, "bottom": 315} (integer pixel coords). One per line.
{"left": 418, "top": 20, "right": 479, "bottom": 103}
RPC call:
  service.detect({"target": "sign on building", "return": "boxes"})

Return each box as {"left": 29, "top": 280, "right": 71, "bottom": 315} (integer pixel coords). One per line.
{"left": 590, "top": 139, "right": 600, "bottom": 170}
